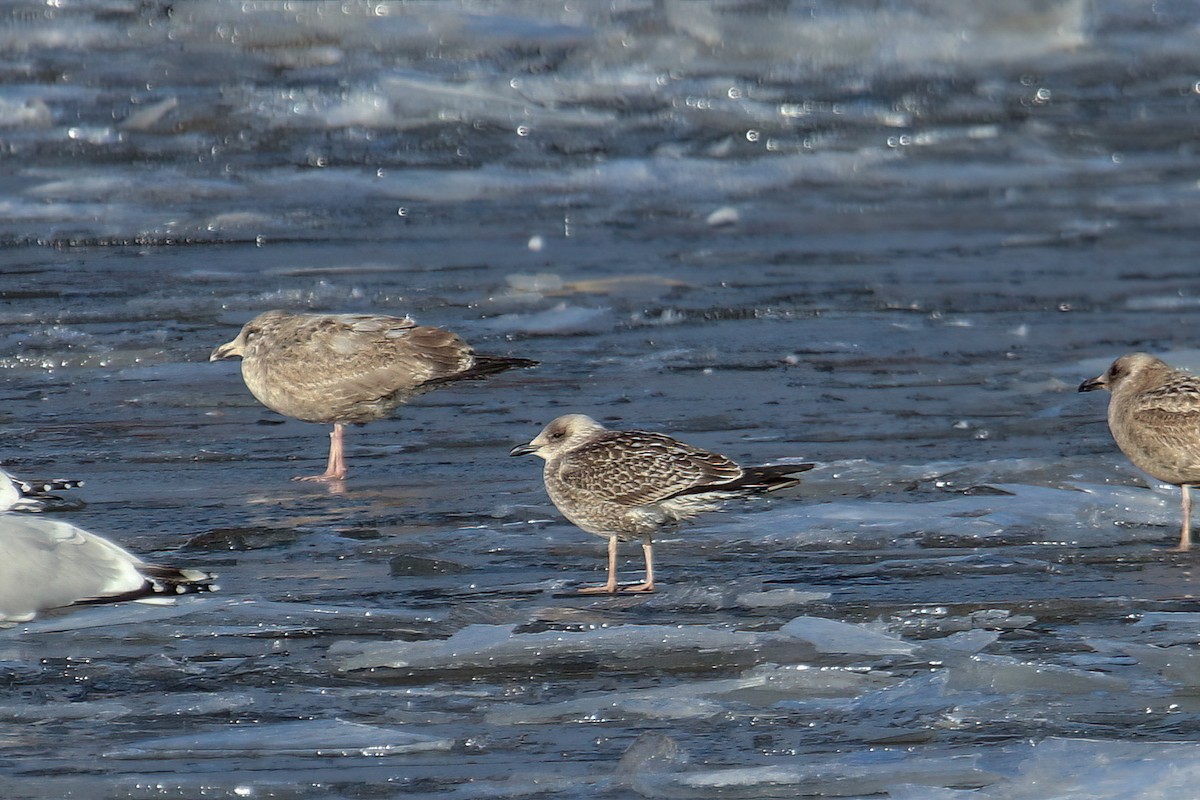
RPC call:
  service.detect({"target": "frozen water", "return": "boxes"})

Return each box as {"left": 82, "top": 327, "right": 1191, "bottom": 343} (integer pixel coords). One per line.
{"left": 778, "top": 615, "right": 918, "bottom": 656}
{"left": 108, "top": 718, "right": 454, "bottom": 758}
{"left": 334, "top": 622, "right": 764, "bottom": 674}
{"left": 945, "top": 654, "right": 1128, "bottom": 695}
{"left": 736, "top": 588, "right": 832, "bottom": 608}
{"left": 963, "top": 739, "right": 1200, "bottom": 800}
{"left": 630, "top": 752, "right": 993, "bottom": 798}
{"left": 4, "top": 0, "right": 1200, "bottom": 796}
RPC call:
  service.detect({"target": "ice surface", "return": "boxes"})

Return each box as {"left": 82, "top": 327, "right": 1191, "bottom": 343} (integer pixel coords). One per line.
{"left": 945, "top": 654, "right": 1127, "bottom": 694}
{"left": 1, "top": 596, "right": 217, "bottom": 635}
{"left": 484, "top": 662, "right": 893, "bottom": 725}
{"left": 107, "top": 718, "right": 454, "bottom": 758}
{"left": 5, "top": 0, "right": 1200, "bottom": 797}
{"left": 1110, "top": 642, "right": 1200, "bottom": 688}
{"left": 335, "top": 622, "right": 763, "bottom": 673}
{"left": 972, "top": 739, "right": 1200, "bottom": 800}
{"left": 482, "top": 303, "right": 612, "bottom": 335}
{"left": 735, "top": 476, "right": 1177, "bottom": 548}
{"left": 736, "top": 589, "right": 832, "bottom": 609}
{"left": 777, "top": 615, "right": 918, "bottom": 656}
{"left": 630, "top": 752, "right": 992, "bottom": 799}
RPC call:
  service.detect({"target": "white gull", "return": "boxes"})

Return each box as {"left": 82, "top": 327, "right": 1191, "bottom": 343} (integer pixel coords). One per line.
{"left": 0, "top": 468, "right": 216, "bottom": 624}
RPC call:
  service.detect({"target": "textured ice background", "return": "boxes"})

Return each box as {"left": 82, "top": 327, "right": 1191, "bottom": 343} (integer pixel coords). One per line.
{"left": 5, "top": 0, "right": 1200, "bottom": 797}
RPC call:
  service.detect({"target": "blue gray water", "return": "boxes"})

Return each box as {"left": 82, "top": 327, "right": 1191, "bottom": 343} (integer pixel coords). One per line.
{"left": 4, "top": 1, "right": 1200, "bottom": 797}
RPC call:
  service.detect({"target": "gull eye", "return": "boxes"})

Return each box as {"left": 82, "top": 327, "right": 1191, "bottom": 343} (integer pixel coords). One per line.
{"left": 549, "top": 430, "right": 565, "bottom": 440}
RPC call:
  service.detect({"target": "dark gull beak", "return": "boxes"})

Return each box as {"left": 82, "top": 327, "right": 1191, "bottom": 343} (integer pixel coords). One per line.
{"left": 209, "top": 343, "right": 237, "bottom": 362}
{"left": 509, "top": 442, "right": 539, "bottom": 457}
{"left": 1078, "top": 376, "right": 1105, "bottom": 393}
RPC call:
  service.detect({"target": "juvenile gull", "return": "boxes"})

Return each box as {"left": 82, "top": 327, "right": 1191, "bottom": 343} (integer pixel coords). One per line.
{"left": 510, "top": 414, "right": 814, "bottom": 593}
{"left": 1080, "top": 352, "right": 1200, "bottom": 550}
{"left": 211, "top": 310, "right": 537, "bottom": 481}
{"left": 0, "top": 479, "right": 216, "bottom": 624}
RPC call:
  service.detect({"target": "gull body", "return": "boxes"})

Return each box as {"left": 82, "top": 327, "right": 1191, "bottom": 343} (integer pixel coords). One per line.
{"left": 510, "top": 414, "right": 813, "bottom": 593}
{"left": 211, "top": 310, "right": 536, "bottom": 481}
{"left": 1080, "top": 352, "right": 1200, "bottom": 550}
{"left": 0, "top": 469, "right": 215, "bottom": 624}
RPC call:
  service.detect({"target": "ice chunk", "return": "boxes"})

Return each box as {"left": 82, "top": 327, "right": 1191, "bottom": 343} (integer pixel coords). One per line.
{"left": 981, "top": 738, "right": 1200, "bottom": 799}
{"left": 737, "top": 663, "right": 899, "bottom": 701}
{"left": 743, "top": 477, "right": 1178, "bottom": 548}
{"left": 1115, "top": 642, "right": 1200, "bottom": 687}
{"left": 619, "top": 731, "right": 687, "bottom": 774}
{"left": 706, "top": 206, "right": 739, "bottom": 227}
{"left": 484, "top": 663, "right": 892, "bottom": 725}
{"left": 736, "top": 589, "right": 831, "bottom": 609}
{"left": 483, "top": 303, "right": 611, "bottom": 335}
{"left": 335, "top": 623, "right": 762, "bottom": 673}
{"left": 107, "top": 718, "right": 453, "bottom": 758}
{"left": 484, "top": 682, "right": 729, "bottom": 725}
{"left": 0, "top": 699, "right": 132, "bottom": 722}
{"left": 920, "top": 629, "right": 1002, "bottom": 658}
{"left": 631, "top": 752, "right": 992, "bottom": 798}
{"left": 888, "top": 787, "right": 980, "bottom": 800}
{"left": 120, "top": 96, "right": 179, "bottom": 131}
{"left": 946, "top": 654, "right": 1127, "bottom": 694}
{"left": 506, "top": 272, "right": 564, "bottom": 294}
{"left": 777, "top": 616, "right": 918, "bottom": 656}
{"left": 1132, "top": 612, "right": 1200, "bottom": 647}
{"left": 896, "top": 608, "right": 1031, "bottom": 639}
{"left": 851, "top": 672, "right": 952, "bottom": 717}
{"left": 6, "top": 597, "right": 216, "bottom": 635}
{"left": 0, "top": 97, "right": 51, "bottom": 128}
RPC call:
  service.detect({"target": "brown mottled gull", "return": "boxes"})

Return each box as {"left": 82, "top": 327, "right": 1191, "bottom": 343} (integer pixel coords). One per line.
{"left": 1079, "top": 352, "right": 1200, "bottom": 550}
{"left": 211, "top": 310, "right": 537, "bottom": 482}
{"left": 509, "top": 414, "right": 814, "bottom": 593}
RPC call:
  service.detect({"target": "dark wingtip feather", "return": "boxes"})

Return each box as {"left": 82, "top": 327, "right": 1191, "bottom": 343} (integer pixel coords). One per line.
{"left": 12, "top": 476, "right": 87, "bottom": 512}
{"left": 737, "top": 463, "right": 815, "bottom": 489}
{"left": 138, "top": 564, "right": 220, "bottom": 595}
{"left": 474, "top": 354, "right": 540, "bottom": 371}
{"left": 670, "top": 462, "right": 814, "bottom": 498}
{"left": 424, "top": 354, "right": 539, "bottom": 388}
{"left": 72, "top": 565, "right": 219, "bottom": 608}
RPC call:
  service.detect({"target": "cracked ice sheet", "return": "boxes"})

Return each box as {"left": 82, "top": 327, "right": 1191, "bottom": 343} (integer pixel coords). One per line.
{"left": 889, "top": 738, "right": 1200, "bottom": 800}
{"left": 105, "top": 718, "right": 454, "bottom": 758}
{"left": 332, "top": 613, "right": 926, "bottom": 675}
{"left": 732, "top": 481, "right": 1177, "bottom": 548}
{"left": 484, "top": 663, "right": 898, "bottom": 725}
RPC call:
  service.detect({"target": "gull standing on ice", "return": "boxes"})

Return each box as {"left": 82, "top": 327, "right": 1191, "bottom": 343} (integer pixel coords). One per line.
{"left": 1080, "top": 352, "right": 1200, "bottom": 550}
{"left": 510, "top": 414, "right": 814, "bottom": 593}
{"left": 0, "top": 469, "right": 216, "bottom": 624}
{"left": 211, "top": 310, "right": 537, "bottom": 482}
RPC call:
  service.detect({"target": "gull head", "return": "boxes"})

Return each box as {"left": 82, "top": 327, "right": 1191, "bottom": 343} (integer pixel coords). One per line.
{"left": 1079, "top": 352, "right": 1171, "bottom": 393}
{"left": 509, "top": 414, "right": 607, "bottom": 460}
{"left": 210, "top": 310, "right": 289, "bottom": 361}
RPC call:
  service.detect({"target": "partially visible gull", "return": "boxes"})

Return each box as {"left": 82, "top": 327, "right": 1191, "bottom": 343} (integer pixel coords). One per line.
{"left": 211, "top": 309, "right": 538, "bottom": 482}
{"left": 0, "top": 469, "right": 216, "bottom": 624}
{"left": 1080, "top": 352, "right": 1200, "bottom": 550}
{"left": 1, "top": 467, "right": 85, "bottom": 512}
{"left": 510, "top": 414, "right": 814, "bottom": 593}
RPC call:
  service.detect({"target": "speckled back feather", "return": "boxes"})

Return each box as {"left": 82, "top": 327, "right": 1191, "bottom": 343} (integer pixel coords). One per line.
{"left": 556, "top": 430, "right": 747, "bottom": 507}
